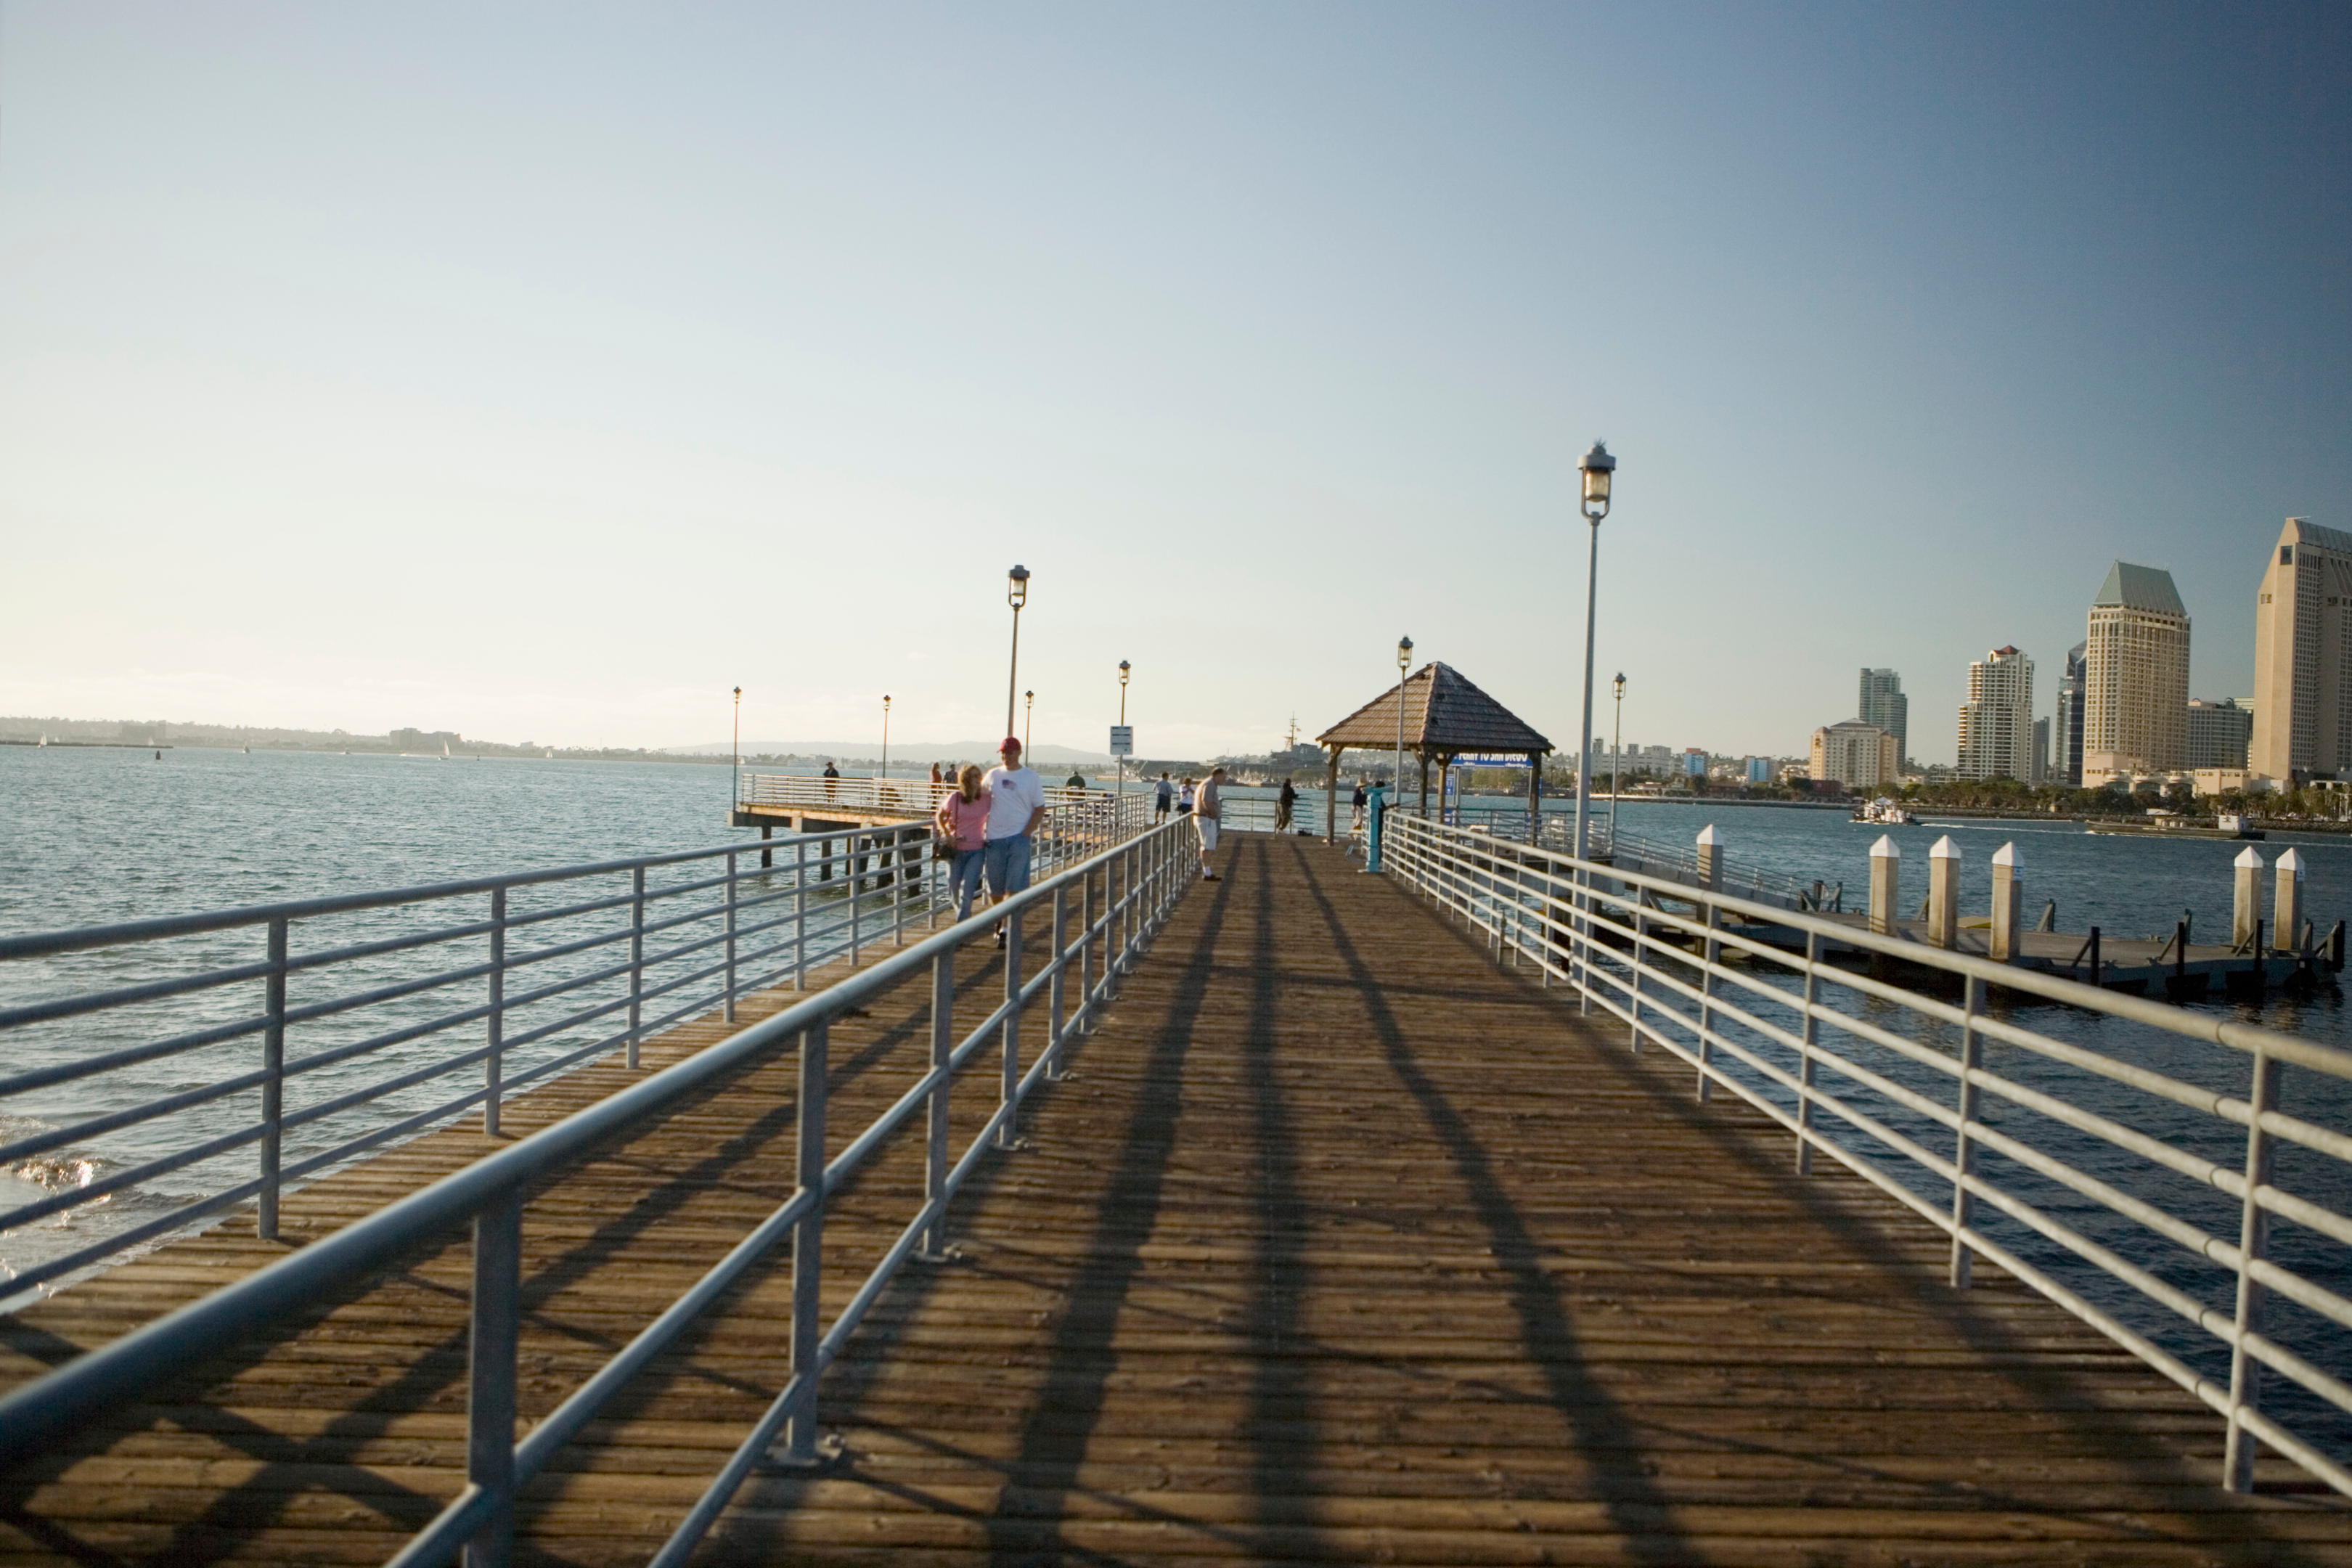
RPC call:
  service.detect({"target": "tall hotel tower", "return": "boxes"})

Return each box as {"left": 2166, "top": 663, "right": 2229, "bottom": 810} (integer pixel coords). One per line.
{"left": 2251, "top": 517, "right": 2352, "bottom": 780}
{"left": 1857, "top": 669, "right": 1908, "bottom": 769}
{"left": 1956, "top": 646, "right": 2034, "bottom": 781}
{"left": 2082, "top": 562, "right": 2190, "bottom": 785}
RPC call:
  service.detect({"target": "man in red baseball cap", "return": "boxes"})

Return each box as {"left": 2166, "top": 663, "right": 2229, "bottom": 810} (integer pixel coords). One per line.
{"left": 981, "top": 735, "right": 1048, "bottom": 945}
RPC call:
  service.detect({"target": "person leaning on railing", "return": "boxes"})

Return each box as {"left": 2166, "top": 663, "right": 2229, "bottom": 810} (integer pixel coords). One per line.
{"left": 935, "top": 764, "right": 992, "bottom": 920}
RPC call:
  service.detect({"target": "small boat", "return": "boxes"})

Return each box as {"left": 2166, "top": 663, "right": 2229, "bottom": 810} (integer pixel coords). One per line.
{"left": 1850, "top": 797, "right": 1917, "bottom": 826}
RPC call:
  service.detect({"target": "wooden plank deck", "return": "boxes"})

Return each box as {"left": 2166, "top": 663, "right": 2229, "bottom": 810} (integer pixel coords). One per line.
{"left": 6, "top": 835, "right": 2351, "bottom": 1564}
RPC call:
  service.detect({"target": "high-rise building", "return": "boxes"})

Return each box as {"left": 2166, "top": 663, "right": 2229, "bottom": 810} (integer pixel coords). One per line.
{"left": 1858, "top": 669, "right": 1908, "bottom": 767}
{"left": 2251, "top": 517, "right": 2352, "bottom": 780}
{"left": 2083, "top": 562, "right": 2191, "bottom": 786}
{"left": 2186, "top": 698, "right": 2253, "bottom": 769}
{"left": 2053, "top": 641, "right": 2087, "bottom": 787}
{"left": 1955, "top": 645, "right": 2035, "bottom": 781}
{"left": 1810, "top": 721, "right": 1898, "bottom": 789}
{"left": 2032, "top": 717, "right": 2050, "bottom": 786}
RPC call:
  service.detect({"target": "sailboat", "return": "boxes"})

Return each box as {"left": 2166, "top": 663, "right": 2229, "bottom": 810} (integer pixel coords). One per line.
{"left": 441, "top": 741, "right": 450, "bottom": 760}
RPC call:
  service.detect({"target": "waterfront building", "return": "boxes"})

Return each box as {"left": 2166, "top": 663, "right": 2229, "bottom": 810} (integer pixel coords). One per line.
{"left": 2186, "top": 698, "right": 2253, "bottom": 769}
{"left": 2250, "top": 517, "right": 2352, "bottom": 780}
{"left": 1810, "top": 721, "right": 1898, "bottom": 790}
{"left": 2032, "top": 717, "right": 2050, "bottom": 786}
{"left": 1745, "top": 756, "right": 1771, "bottom": 784}
{"left": 1858, "top": 669, "right": 1908, "bottom": 768}
{"left": 1954, "top": 645, "right": 2034, "bottom": 782}
{"left": 2082, "top": 562, "right": 2191, "bottom": 787}
{"left": 2054, "top": 641, "right": 2087, "bottom": 787}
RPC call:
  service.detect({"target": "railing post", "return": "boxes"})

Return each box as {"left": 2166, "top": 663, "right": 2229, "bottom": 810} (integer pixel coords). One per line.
{"left": 894, "top": 828, "right": 912, "bottom": 946}
{"left": 1628, "top": 905, "right": 1645, "bottom": 1053}
{"left": 1948, "top": 974, "right": 1983, "bottom": 1287}
{"left": 627, "top": 866, "right": 646, "bottom": 1070}
{"left": 2224, "top": 1048, "right": 2282, "bottom": 1491}
{"left": 796, "top": 841, "right": 809, "bottom": 989}
{"left": 462, "top": 1188, "right": 522, "bottom": 1568}
{"left": 1696, "top": 905, "right": 1718, "bottom": 1100}
{"left": 1797, "top": 930, "right": 1820, "bottom": 1175}
{"left": 1048, "top": 884, "right": 1069, "bottom": 1079}
{"left": 485, "top": 889, "right": 507, "bottom": 1137}
{"left": 258, "top": 915, "right": 288, "bottom": 1240}
{"left": 999, "top": 907, "right": 1023, "bottom": 1148}
{"left": 1079, "top": 864, "right": 1098, "bottom": 1026}
{"left": 923, "top": 955, "right": 952, "bottom": 1257}
{"left": 1106, "top": 847, "right": 1123, "bottom": 993}
{"left": 724, "top": 852, "right": 739, "bottom": 1024}
{"left": 785, "top": 1022, "right": 828, "bottom": 1462}
{"left": 849, "top": 832, "right": 863, "bottom": 971}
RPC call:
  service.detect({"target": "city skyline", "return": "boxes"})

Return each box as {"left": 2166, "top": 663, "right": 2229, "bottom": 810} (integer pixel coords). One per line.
{"left": 4, "top": 7, "right": 2348, "bottom": 761}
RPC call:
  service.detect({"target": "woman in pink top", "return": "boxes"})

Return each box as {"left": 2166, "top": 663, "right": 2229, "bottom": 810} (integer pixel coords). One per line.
{"left": 935, "top": 764, "right": 992, "bottom": 919}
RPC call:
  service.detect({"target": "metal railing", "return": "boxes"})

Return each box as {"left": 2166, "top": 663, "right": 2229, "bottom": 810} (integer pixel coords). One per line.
{"left": 738, "top": 772, "right": 1116, "bottom": 820}
{"left": 1385, "top": 812, "right": 2352, "bottom": 1498}
{"left": 0, "top": 814, "right": 1198, "bottom": 1566}
{"left": 0, "top": 796, "right": 1145, "bottom": 1302}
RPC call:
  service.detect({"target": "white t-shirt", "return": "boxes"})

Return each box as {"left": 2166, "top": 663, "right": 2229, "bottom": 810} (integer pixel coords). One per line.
{"left": 983, "top": 764, "right": 1048, "bottom": 839}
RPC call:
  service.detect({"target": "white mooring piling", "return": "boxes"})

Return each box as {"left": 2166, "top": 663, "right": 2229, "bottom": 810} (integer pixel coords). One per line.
{"left": 1696, "top": 825, "right": 1723, "bottom": 928}
{"left": 2234, "top": 846, "right": 2266, "bottom": 950}
{"left": 1990, "top": 842, "right": 2022, "bottom": 963}
{"left": 1869, "top": 834, "right": 1900, "bottom": 936}
{"left": 2277, "top": 847, "right": 2307, "bottom": 953}
{"left": 1927, "top": 836, "right": 1960, "bottom": 948}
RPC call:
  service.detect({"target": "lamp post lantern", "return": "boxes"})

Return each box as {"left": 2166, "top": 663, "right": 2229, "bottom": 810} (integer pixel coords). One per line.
{"left": 881, "top": 694, "right": 891, "bottom": 793}
{"left": 1395, "top": 636, "right": 1413, "bottom": 817}
{"left": 1609, "top": 672, "right": 1625, "bottom": 850}
{"left": 1004, "top": 565, "right": 1030, "bottom": 738}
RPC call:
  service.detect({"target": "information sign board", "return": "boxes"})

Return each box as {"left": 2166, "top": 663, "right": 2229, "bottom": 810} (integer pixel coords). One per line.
{"left": 1456, "top": 754, "right": 1532, "bottom": 769}
{"left": 1108, "top": 725, "right": 1134, "bottom": 757}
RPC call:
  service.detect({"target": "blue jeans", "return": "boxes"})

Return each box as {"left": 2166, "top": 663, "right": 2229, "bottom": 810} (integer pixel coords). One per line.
{"left": 982, "top": 833, "right": 1033, "bottom": 900}
{"left": 950, "top": 848, "right": 987, "bottom": 918}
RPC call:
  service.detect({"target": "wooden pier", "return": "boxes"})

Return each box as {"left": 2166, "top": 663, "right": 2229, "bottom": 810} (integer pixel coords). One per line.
{"left": 6, "top": 837, "right": 2351, "bottom": 1564}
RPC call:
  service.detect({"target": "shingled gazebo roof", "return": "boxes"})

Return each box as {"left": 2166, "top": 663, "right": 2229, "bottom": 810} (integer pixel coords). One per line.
{"left": 1315, "top": 662, "right": 1553, "bottom": 756}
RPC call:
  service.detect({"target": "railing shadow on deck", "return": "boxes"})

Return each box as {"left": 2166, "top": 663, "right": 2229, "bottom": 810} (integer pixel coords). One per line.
{"left": 1382, "top": 811, "right": 2352, "bottom": 1508}
{"left": 0, "top": 817, "right": 1196, "bottom": 1568}
{"left": 1347, "top": 840, "right": 2324, "bottom": 1559}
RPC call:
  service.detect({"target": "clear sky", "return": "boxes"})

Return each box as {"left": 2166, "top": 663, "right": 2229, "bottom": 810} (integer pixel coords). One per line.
{"left": 4, "top": 3, "right": 2347, "bottom": 763}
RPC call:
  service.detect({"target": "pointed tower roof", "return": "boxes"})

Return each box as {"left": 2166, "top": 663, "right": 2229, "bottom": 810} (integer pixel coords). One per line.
{"left": 2093, "top": 561, "right": 2186, "bottom": 617}
{"left": 2282, "top": 516, "right": 2352, "bottom": 556}
{"left": 1316, "top": 663, "right": 1552, "bottom": 755}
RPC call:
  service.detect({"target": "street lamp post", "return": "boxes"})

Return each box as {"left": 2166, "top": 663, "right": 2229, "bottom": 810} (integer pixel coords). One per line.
{"left": 1117, "top": 660, "right": 1131, "bottom": 822}
{"left": 1024, "top": 690, "right": 1034, "bottom": 756}
{"left": 1005, "top": 565, "right": 1030, "bottom": 738}
{"left": 732, "top": 685, "right": 742, "bottom": 815}
{"left": 881, "top": 694, "right": 891, "bottom": 798}
{"left": 1569, "top": 441, "right": 1616, "bottom": 1014}
{"left": 1609, "top": 672, "right": 1625, "bottom": 850}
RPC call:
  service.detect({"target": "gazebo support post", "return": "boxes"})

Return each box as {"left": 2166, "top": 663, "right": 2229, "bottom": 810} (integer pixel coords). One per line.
{"left": 1324, "top": 746, "right": 1342, "bottom": 846}
{"left": 1527, "top": 751, "right": 1543, "bottom": 841}
{"left": 1418, "top": 752, "right": 1431, "bottom": 818}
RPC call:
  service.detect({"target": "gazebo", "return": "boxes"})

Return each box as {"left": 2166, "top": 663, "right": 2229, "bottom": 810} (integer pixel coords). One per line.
{"left": 1314, "top": 663, "right": 1554, "bottom": 843}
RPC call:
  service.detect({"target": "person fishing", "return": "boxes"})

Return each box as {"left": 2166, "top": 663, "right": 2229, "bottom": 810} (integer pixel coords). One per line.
{"left": 1275, "top": 777, "right": 1297, "bottom": 833}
